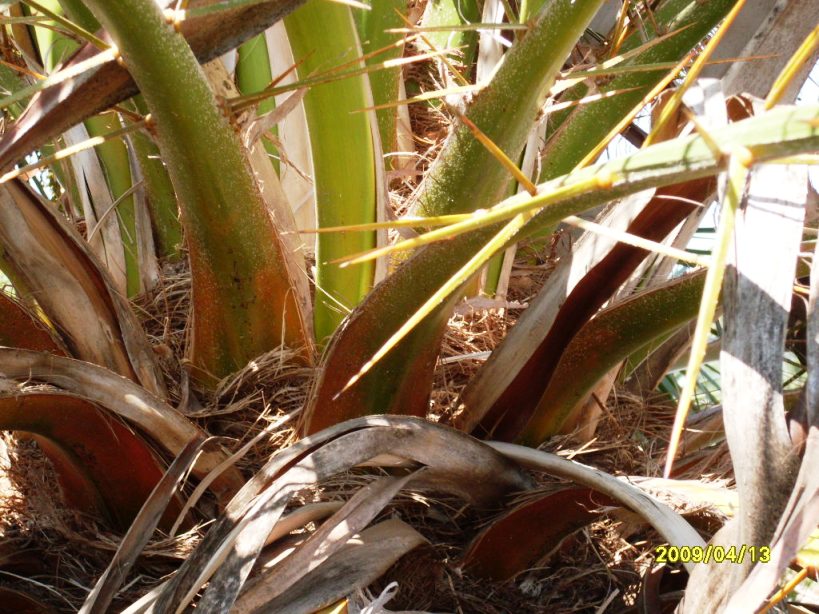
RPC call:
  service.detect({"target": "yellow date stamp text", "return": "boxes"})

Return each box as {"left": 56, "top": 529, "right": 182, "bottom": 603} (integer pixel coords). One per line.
{"left": 655, "top": 545, "right": 770, "bottom": 564}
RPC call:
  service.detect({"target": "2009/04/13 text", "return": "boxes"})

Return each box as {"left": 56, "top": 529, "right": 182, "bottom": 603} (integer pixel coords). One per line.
{"left": 655, "top": 544, "right": 770, "bottom": 564}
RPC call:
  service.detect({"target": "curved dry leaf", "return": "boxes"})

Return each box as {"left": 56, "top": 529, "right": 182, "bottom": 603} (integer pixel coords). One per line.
{"left": 486, "top": 441, "right": 705, "bottom": 573}
{"left": 246, "top": 519, "right": 426, "bottom": 614}
{"left": 0, "top": 348, "right": 243, "bottom": 501}
{"left": 264, "top": 501, "right": 345, "bottom": 548}
{"left": 168, "top": 408, "right": 304, "bottom": 537}
{"left": 128, "top": 500, "right": 345, "bottom": 613}
{"left": 166, "top": 481, "right": 297, "bottom": 613}
{"left": 152, "top": 417, "right": 531, "bottom": 612}
{"left": 229, "top": 415, "right": 533, "bottom": 520}
{"left": 223, "top": 473, "right": 419, "bottom": 612}
{"left": 0, "top": 391, "right": 172, "bottom": 529}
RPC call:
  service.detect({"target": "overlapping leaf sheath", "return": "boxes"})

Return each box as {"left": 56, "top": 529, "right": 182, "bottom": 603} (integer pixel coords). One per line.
{"left": 0, "top": 179, "right": 166, "bottom": 395}
{"left": 306, "top": 0, "right": 607, "bottom": 431}
{"left": 462, "top": 181, "right": 713, "bottom": 441}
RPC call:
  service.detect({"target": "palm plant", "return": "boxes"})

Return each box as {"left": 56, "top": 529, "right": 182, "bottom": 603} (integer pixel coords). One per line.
{"left": 0, "top": 0, "right": 818, "bottom": 611}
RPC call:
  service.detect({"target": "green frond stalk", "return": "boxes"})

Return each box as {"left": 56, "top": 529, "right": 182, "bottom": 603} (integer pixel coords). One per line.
{"left": 127, "top": 98, "right": 184, "bottom": 262}
{"left": 54, "top": 0, "right": 99, "bottom": 33}
{"left": 355, "top": 0, "right": 406, "bottom": 163}
{"left": 538, "top": 0, "right": 736, "bottom": 180}
{"left": 236, "top": 33, "right": 279, "bottom": 165}
{"left": 519, "top": 0, "right": 547, "bottom": 22}
{"left": 518, "top": 270, "right": 706, "bottom": 446}
{"left": 419, "top": 0, "right": 480, "bottom": 76}
{"left": 414, "top": 0, "right": 607, "bottom": 218}
{"left": 83, "top": 0, "right": 313, "bottom": 380}
{"left": 285, "top": 0, "right": 378, "bottom": 343}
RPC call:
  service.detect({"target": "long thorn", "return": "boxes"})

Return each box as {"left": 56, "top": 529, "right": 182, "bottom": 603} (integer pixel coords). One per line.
{"left": 333, "top": 171, "right": 615, "bottom": 267}
{"left": 575, "top": 49, "right": 696, "bottom": 169}
{"left": 452, "top": 107, "right": 538, "bottom": 195}
{"left": 562, "top": 215, "right": 710, "bottom": 267}
{"left": 334, "top": 213, "right": 533, "bottom": 398}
